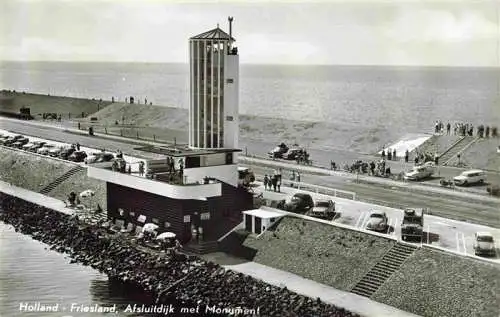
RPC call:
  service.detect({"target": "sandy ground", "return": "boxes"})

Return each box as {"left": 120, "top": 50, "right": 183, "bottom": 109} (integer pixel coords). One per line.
{"left": 446, "top": 138, "right": 500, "bottom": 171}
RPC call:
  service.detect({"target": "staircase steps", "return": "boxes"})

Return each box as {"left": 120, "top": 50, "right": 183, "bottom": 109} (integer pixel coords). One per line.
{"left": 183, "top": 240, "right": 219, "bottom": 255}
{"left": 39, "top": 166, "right": 85, "bottom": 194}
{"left": 439, "top": 136, "right": 477, "bottom": 165}
{"left": 351, "top": 243, "right": 418, "bottom": 298}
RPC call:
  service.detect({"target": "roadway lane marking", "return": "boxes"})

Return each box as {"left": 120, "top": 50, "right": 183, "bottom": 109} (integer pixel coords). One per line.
{"left": 455, "top": 232, "right": 467, "bottom": 254}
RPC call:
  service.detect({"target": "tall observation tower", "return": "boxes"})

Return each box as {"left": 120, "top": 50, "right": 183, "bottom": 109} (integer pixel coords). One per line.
{"left": 189, "top": 17, "right": 239, "bottom": 150}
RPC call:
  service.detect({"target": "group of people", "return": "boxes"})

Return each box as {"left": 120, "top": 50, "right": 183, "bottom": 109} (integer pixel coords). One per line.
{"left": 435, "top": 120, "right": 498, "bottom": 138}
{"left": 380, "top": 148, "right": 403, "bottom": 161}
{"left": 343, "top": 159, "right": 391, "bottom": 177}
{"left": 295, "top": 150, "right": 311, "bottom": 165}
{"left": 0, "top": 194, "right": 359, "bottom": 317}
{"left": 263, "top": 170, "right": 282, "bottom": 192}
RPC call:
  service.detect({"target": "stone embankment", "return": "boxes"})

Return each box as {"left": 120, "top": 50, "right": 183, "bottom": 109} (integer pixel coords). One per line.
{"left": 0, "top": 194, "right": 359, "bottom": 317}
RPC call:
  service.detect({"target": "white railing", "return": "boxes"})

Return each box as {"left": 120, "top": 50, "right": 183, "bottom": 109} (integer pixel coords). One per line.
{"left": 255, "top": 175, "right": 356, "bottom": 201}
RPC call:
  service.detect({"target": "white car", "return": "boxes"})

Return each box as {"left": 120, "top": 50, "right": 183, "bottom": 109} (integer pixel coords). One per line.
{"left": 37, "top": 144, "right": 56, "bottom": 155}
{"left": 453, "top": 169, "right": 486, "bottom": 186}
{"left": 404, "top": 162, "right": 436, "bottom": 181}
{"left": 48, "top": 146, "right": 65, "bottom": 157}
{"left": 473, "top": 232, "right": 496, "bottom": 256}
{"left": 365, "top": 210, "right": 389, "bottom": 232}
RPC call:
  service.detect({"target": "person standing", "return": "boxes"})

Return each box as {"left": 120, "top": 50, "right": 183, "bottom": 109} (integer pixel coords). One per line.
{"left": 271, "top": 175, "right": 277, "bottom": 192}
{"left": 263, "top": 175, "right": 269, "bottom": 191}
{"left": 387, "top": 149, "right": 392, "bottom": 161}
{"left": 381, "top": 149, "right": 386, "bottom": 160}
{"left": 405, "top": 150, "right": 409, "bottom": 163}
{"left": 392, "top": 149, "right": 397, "bottom": 161}
{"left": 296, "top": 172, "right": 301, "bottom": 183}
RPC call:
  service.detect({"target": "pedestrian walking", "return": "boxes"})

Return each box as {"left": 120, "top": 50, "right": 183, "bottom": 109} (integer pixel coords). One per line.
{"left": 138, "top": 161, "right": 144, "bottom": 176}
{"left": 264, "top": 175, "right": 269, "bottom": 190}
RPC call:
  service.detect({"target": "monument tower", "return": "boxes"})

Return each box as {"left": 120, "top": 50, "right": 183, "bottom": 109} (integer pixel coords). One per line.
{"left": 189, "top": 17, "right": 239, "bottom": 150}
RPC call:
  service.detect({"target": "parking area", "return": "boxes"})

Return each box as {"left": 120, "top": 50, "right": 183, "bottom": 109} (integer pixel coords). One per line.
{"left": 255, "top": 181, "right": 500, "bottom": 263}
{"left": 0, "top": 129, "right": 148, "bottom": 173}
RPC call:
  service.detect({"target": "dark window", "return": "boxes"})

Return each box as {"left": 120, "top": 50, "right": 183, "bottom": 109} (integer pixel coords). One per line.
{"left": 225, "top": 152, "right": 233, "bottom": 164}
{"left": 226, "top": 116, "right": 233, "bottom": 121}
{"left": 186, "top": 156, "right": 201, "bottom": 168}
{"left": 270, "top": 218, "right": 275, "bottom": 223}
{"left": 226, "top": 78, "right": 234, "bottom": 83}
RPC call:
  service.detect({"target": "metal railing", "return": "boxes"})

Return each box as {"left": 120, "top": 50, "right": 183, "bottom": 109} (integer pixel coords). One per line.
{"left": 254, "top": 175, "right": 356, "bottom": 201}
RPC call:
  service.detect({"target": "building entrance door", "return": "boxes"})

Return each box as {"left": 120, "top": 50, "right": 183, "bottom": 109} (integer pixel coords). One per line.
{"left": 254, "top": 217, "right": 261, "bottom": 234}
{"left": 245, "top": 214, "right": 252, "bottom": 232}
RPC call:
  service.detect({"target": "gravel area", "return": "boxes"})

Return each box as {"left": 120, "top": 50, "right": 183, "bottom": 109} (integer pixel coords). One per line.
{"left": 446, "top": 138, "right": 500, "bottom": 172}
{"left": 415, "top": 134, "right": 461, "bottom": 157}
{"left": 49, "top": 169, "right": 107, "bottom": 210}
{"left": 373, "top": 248, "right": 500, "bottom": 317}
{"left": 243, "top": 217, "right": 395, "bottom": 291}
{"left": 0, "top": 148, "right": 74, "bottom": 191}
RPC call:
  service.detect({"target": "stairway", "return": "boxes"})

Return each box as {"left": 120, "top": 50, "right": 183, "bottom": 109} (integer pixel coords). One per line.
{"left": 183, "top": 240, "right": 219, "bottom": 255}
{"left": 351, "top": 243, "right": 418, "bottom": 298}
{"left": 39, "top": 166, "right": 85, "bottom": 194}
{"left": 439, "top": 136, "right": 477, "bottom": 166}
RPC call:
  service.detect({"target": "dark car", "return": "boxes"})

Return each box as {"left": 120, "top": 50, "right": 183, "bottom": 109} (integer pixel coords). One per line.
{"left": 59, "top": 147, "right": 76, "bottom": 160}
{"left": 96, "top": 153, "right": 115, "bottom": 163}
{"left": 268, "top": 143, "right": 289, "bottom": 159}
{"left": 68, "top": 151, "right": 87, "bottom": 162}
{"left": 28, "top": 141, "right": 46, "bottom": 152}
{"left": 278, "top": 193, "right": 314, "bottom": 214}
{"left": 3, "top": 135, "right": 23, "bottom": 146}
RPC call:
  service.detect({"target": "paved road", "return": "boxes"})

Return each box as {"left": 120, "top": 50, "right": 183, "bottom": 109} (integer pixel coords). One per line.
{"left": 249, "top": 164, "right": 500, "bottom": 228}
{"left": 1, "top": 117, "right": 498, "bottom": 228}
{"left": 255, "top": 183, "right": 500, "bottom": 263}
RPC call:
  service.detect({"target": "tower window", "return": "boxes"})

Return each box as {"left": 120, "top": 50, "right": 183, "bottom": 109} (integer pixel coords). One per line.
{"left": 226, "top": 116, "right": 233, "bottom": 121}
{"left": 226, "top": 78, "right": 234, "bottom": 84}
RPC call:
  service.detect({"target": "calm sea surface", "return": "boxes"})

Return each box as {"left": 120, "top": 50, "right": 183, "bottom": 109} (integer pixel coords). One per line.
{"left": 1, "top": 62, "right": 499, "bottom": 131}
{"left": 0, "top": 62, "right": 499, "bottom": 315}
{"left": 0, "top": 221, "right": 143, "bottom": 317}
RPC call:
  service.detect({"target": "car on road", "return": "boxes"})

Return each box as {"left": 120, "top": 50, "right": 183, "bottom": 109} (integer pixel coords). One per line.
{"left": 268, "top": 143, "right": 289, "bottom": 159}
{"left": 68, "top": 151, "right": 87, "bottom": 162}
{"left": 59, "top": 147, "right": 76, "bottom": 160}
{"left": 365, "top": 210, "right": 389, "bottom": 232}
{"left": 37, "top": 144, "right": 56, "bottom": 155}
{"left": 473, "top": 232, "right": 496, "bottom": 257}
{"left": 453, "top": 169, "right": 486, "bottom": 186}
{"left": 282, "top": 147, "right": 304, "bottom": 160}
{"left": 278, "top": 193, "right": 314, "bottom": 214}
{"left": 404, "top": 161, "right": 436, "bottom": 181}
{"left": 308, "top": 199, "right": 336, "bottom": 220}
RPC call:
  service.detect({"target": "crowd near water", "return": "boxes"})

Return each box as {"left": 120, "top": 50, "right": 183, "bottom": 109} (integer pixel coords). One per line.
{"left": 0, "top": 194, "right": 359, "bottom": 317}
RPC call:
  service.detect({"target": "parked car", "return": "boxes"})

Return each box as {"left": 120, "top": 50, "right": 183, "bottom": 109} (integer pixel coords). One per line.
{"left": 453, "top": 169, "right": 486, "bottom": 186}
{"left": 365, "top": 210, "right": 389, "bottom": 232}
{"left": 3, "top": 135, "right": 23, "bottom": 146}
{"left": 85, "top": 152, "right": 115, "bottom": 164}
{"left": 282, "top": 148, "right": 304, "bottom": 160}
{"left": 308, "top": 199, "right": 336, "bottom": 220}
{"left": 404, "top": 162, "right": 436, "bottom": 181}
{"left": 27, "top": 141, "right": 46, "bottom": 152}
{"left": 37, "top": 144, "right": 56, "bottom": 155}
{"left": 268, "top": 143, "right": 289, "bottom": 159}
{"left": 48, "top": 146, "right": 65, "bottom": 157}
{"left": 237, "top": 166, "right": 256, "bottom": 187}
{"left": 11, "top": 141, "right": 25, "bottom": 149}
{"left": 68, "top": 151, "right": 87, "bottom": 162}
{"left": 0, "top": 136, "right": 10, "bottom": 145}
{"left": 473, "top": 232, "right": 496, "bottom": 256}
{"left": 59, "top": 147, "right": 76, "bottom": 160}
{"left": 278, "top": 193, "right": 314, "bottom": 214}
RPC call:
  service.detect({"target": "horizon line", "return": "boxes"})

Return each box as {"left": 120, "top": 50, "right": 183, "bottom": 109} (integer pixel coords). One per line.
{"left": 1, "top": 60, "right": 499, "bottom": 69}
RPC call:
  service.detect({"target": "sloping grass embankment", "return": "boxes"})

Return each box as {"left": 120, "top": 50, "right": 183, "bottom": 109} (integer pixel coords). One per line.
{"left": 242, "top": 216, "right": 395, "bottom": 291}
{"left": 373, "top": 248, "right": 500, "bottom": 317}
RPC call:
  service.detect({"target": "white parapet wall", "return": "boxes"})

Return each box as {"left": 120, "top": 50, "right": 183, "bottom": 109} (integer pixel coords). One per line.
{"left": 184, "top": 164, "right": 238, "bottom": 187}
{"left": 87, "top": 166, "right": 222, "bottom": 200}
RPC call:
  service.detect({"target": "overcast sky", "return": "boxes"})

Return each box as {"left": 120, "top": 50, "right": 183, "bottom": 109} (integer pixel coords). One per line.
{"left": 1, "top": 0, "right": 499, "bottom": 66}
